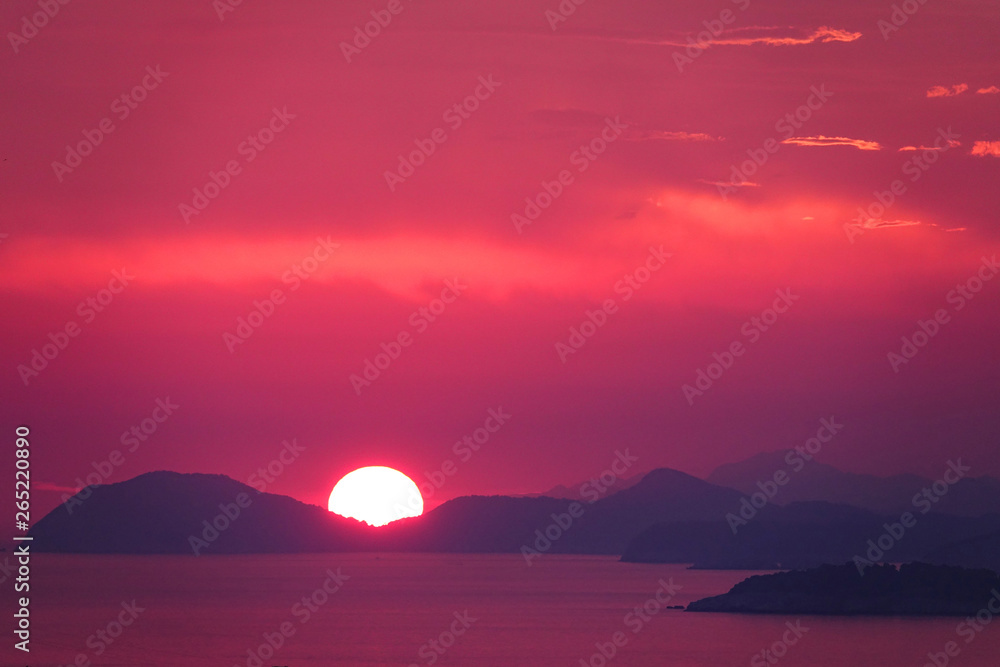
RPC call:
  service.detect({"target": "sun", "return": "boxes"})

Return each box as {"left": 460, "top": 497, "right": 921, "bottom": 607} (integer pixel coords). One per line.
{"left": 328, "top": 466, "right": 424, "bottom": 527}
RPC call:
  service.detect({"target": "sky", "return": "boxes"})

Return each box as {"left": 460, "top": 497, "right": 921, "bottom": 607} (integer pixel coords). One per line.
{"left": 2, "top": 0, "right": 998, "bottom": 518}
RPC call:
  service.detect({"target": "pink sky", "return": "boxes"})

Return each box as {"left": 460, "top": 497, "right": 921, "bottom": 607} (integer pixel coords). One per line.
{"left": 2, "top": 0, "right": 998, "bottom": 516}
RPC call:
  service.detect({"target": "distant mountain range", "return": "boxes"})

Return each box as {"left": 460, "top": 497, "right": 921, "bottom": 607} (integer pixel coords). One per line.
{"left": 31, "top": 468, "right": 748, "bottom": 556}
{"left": 30, "top": 456, "right": 1000, "bottom": 572}
{"left": 707, "top": 450, "right": 1000, "bottom": 517}
{"left": 520, "top": 470, "right": 647, "bottom": 501}
{"left": 924, "top": 529, "right": 1000, "bottom": 574}
{"left": 619, "top": 504, "right": 1000, "bottom": 569}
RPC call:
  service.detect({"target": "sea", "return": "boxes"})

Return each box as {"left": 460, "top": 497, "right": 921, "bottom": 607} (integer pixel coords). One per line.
{"left": 21, "top": 554, "right": 1000, "bottom": 666}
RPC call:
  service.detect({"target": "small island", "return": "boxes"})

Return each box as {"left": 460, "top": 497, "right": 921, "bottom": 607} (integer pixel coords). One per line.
{"left": 686, "top": 562, "right": 1000, "bottom": 616}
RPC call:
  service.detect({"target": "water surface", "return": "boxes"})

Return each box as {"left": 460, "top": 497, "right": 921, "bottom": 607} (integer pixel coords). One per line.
{"left": 25, "top": 554, "right": 1000, "bottom": 666}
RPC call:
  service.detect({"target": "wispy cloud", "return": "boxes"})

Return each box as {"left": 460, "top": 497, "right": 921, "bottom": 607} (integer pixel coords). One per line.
{"left": 34, "top": 481, "right": 82, "bottom": 493}
{"left": 706, "top": 26, "right": 862, "bottom": 47}
{"left": 782, "top": 136, "right": 883, "bottom": 150}
{"left": 696, "top": 178, "right": 759, "bottom": 188}
{"left": 858, "top": 218, "right": 922, "bottom": 229}
{"left": 976, "top": 86, "right": 1000, "bottom": 94}
{"left": 970, "top": 141, "right": 1000, "bottom": 157}
{"left": 630, "top": 130, "right": 722, "bottom": 142}
{"left": 927, "top": 84, "right": 968, "bottom": 98}
{"left": 899, "top": 140, "right": 961, "bottom": 151}
{"left": 526, "top": 112, "right": 721, "bottom": 144}
{"left": 556, "top": 25, "right": 862, "bottom": 49}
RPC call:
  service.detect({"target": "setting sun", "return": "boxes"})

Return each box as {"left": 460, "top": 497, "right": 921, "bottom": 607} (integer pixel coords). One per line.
{"left": 328, "top": 466, "right": 423, "bottom": 527}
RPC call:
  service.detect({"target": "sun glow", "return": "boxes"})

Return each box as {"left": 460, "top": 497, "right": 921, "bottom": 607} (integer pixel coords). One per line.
{"left": 328, "top": 466, "right": 423, "bottom": 527}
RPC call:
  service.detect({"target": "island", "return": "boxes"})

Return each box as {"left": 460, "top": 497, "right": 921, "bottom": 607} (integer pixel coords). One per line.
{"left": 686, "top": 562, "right": 1000, "bottom": 615}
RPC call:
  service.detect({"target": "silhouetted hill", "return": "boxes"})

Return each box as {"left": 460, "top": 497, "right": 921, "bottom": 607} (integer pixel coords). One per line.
{"left": 33, "top": 468, "right": 1000, "bottom": 558}
{"left": 942, "top": 476, "right": 1000, "bottom": 517}
{"left": 522, "top": 471, "right": 646, "bottom": 501}
{"left": 379, "top": 494, "right": 594, "bottom": 552}
{"left": 32, "top": 468, "right": 746, "bottom": 555}
{"left": 707, "top": 451, "right": 1000, "bottom": 517}
{"left": 567, "top": 468, "right": 746, "bottom": 553}
{"left": 388, "top": 468, "right": 750, "bottom": 554}
{"left": 924, "top": 530, "right": 1000, "bottom": 574}
{"left": 30, "top": 471, "right": 379, "bottom": 554}
{"left": 687, "top": 562, "right": 1000, "bottom": 615}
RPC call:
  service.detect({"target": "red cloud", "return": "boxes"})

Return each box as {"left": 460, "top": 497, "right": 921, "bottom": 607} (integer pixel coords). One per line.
{"left": 782, "top": 136, "right": 883, "bottom": 150}
{"left": 970, "top": 141, "right": 1000, "bottom": 157}
{"left": 899, "top": 140, "right": 961, "bottom": 152}
{"left": 616, "top": 26, "right": 862, "bottom": 48}
{"left": 926, "top": 84, "right": 969, "bottom": 98}
{"left": 858, "top": 218, "right": 922, "bottom": 229}
{"left": 629, "top": 130, "right": 722, "bottom": 142}
{"left": 711, "top": 26, "right": 862, "bottom": 46}
{"left": 33, "top": 481, "right": 82, "bottom": 493}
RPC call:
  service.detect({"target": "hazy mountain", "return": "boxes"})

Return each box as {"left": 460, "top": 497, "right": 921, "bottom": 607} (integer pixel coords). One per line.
{"left": 31, "top": 471, "right": 379, "bottom": 554}
{"left": 567, "top": 468, "right": 746, "bottom": 553}
{"left": 924, "top": 530, "right": 1000, "bottom": 574}
{"left": 33, "top": 466, "right": 1000, "bottom": 560}
{"left": 707, "top": 450, "right": 1000, "bottom": 516}
{"left": 32, "top": 468, "right": 745, "bottom": 555}
{"left": 621, "top": 502, "right": 1000, "bottom": 569}
{"left": 381, "top": 494, "right": 585, "bottom": 552}
{"left": 393, "top": 468, "right": 751, "bottom": 554}
{"left": 522, "top": 469, "right": 647, "bottom": 501}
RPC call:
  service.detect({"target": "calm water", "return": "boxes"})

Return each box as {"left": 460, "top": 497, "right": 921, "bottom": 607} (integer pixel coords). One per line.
{"left": 21, "top": 554, "right": 1000, "bottom": 666}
